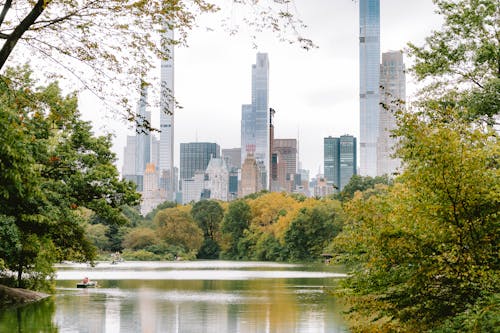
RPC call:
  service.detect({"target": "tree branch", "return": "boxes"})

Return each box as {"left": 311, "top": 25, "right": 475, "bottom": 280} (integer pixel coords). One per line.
{"left": 0, "top": 0, "right": 50, "bottom": 70}
{"left": 0, "top": 0, "right": 12, "bottom": 27}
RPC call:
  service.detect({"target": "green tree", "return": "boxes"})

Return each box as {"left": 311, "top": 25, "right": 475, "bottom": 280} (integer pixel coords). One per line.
{"left": 144, "top": 201, "right": 177, "bottom": 221}
{"left": 84, "top": 223, "right": 110, "bottom": 251}
{"left": 155, "top": 206, "right": 203, "bottom": 255}
{"left": 337, "top": 174, "right": 392, "bottom": 202}
{"left": 0, "top": 67, "right": 139, "bottom": 289}
{"left": 284, "top": 200, "right": 343, "bottom": 261}
{"left": 122, "top": 227, "right": 159, "bottom": 250}
{"left": 220, "top": 200, "right": 252, "bottom": 259}
{"left": 191, "top": 200, "right": 224, "bottom": 259}
{"left": 408, "top": 0, "right": 499, "bottom": 124}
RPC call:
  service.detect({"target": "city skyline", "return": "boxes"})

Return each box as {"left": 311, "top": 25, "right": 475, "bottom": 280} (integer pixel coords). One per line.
{"left": 79, "top": 0, "right": 442, "bottom": 175}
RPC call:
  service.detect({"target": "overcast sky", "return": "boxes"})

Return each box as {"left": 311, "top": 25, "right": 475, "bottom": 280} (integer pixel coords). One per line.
{"left": 80, "top": 0, "right": 443, "bottom": 176}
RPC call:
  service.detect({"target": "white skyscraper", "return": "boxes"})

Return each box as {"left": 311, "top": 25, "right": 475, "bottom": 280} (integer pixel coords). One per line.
{"left": 377, "top": 51, "right": 405, "bottom": 176}
{"left": 359, "top": 0, "right": 380, "bottom": 176}
{"left": 159, "top": 27, "right": 175, "bottom": 200}
{"left": 135, "top": 85, "right": 151, "bottom": 191}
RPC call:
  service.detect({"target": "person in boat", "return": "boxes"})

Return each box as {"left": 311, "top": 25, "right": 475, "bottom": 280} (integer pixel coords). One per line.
{"left": 82, "top": 277, "right": 89, "bottom": 284}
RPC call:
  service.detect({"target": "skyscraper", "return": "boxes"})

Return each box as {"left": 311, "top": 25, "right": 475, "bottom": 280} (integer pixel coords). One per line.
{"left": 222, "top": 148, "right": 241, "bottom": 170}
{"left": 377, "top": 51, "right": 405, "bottom": 176}
{"left": 241, "top": 53, "right": 270, "bottom": 189}
{"left": 324, "top": 136, "right": 340, "bottom": 188}
{"left": 359, "top": 0, "right": 380, "bottom": 177}
{"left": 135, "top": 85, "right": 151, "bottom": 191}
{"left": 323, "top": 135, "right": 357, "bottom": 191}
{"left": 179, "top": 142, "right": 220, "bottom": 181}
{"left": 240, "top": 153, "right": 262, "bottom": 197}
{"left": 122, "top": 135, "right": 137, "bottom": 184}
{"left": 159, "top": 27, "right": 175, "bottom": 200}
{"left": 339, "top": 135, "right": 357, "bottom": 189}
{"left": 273, "top": 139, "right": 298, "bottom": 192}
{"left": 205, "top": 157, "right": 229, "bottom": 201}
{"left": 241, "top": 104, "right": 254, "bottom": 164}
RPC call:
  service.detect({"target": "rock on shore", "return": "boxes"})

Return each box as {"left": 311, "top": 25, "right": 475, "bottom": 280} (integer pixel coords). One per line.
{"left": 0, "top": 284, "right": 49, "bottom": 306}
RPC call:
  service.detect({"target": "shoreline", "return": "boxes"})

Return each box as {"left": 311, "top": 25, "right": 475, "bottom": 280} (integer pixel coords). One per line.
{"left": 0, "top": 284, "right": 50, "bottom": 307}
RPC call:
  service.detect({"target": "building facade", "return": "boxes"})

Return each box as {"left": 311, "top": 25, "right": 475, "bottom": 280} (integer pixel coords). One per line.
{"left": 122, "top": 135, "right": 137, "bottom": 184}
{"left": 272, "top": 138, "right": 298, "bottom": 192}
{"left": 324, "top": 135, "right": 357, "bottom": 191}
{"left": 222, "top": 148, "right": 241, "bottom": 170}
{"left": 180, "top": 142, "right": 220, "bottom": 182}
{"left": 159, "top": 27, "right": 175, "bottom": 200}
{"left": 324, "top": 136, "right": 340, "bottom": 189}
{"left": 377, "top": 51, "right": 405, "bottom": 176}
{"left": 241, "top": 53, "right": 270, "bottom": 189}
{"left": 240, "top": 153, "right": 262, "bottom": 197}
{"left": 181, "top": 171, "right": 205, "bottom": 205}
{"left": 140, "top": 163, "right": 166, "bottom": 216}
{"left": 339, "top": 135, "right": 357, "bottom": 189}
{"left": 205, "top": 158, "right": 230, "bottom": 201}
{"left": 359, "top": 0, "right": 380, "bottom": 177}
{"left": 134, "top": 85, "right": 151, "bottom": 191}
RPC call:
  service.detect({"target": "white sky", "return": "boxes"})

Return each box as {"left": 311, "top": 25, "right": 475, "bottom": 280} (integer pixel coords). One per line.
{"left": 80, "top": 0, "right": 443, "bottom": 177}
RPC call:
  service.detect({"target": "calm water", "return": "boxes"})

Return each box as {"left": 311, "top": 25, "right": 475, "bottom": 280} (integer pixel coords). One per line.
{"left": 0, "top": 261, "right": 348, "bottom": 333}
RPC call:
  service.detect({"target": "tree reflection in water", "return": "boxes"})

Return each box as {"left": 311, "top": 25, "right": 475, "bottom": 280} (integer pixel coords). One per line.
{"left": 0, "top": 298, "right": 58, "bottom": 333}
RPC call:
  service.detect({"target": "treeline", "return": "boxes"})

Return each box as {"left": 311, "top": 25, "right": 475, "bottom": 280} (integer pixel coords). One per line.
{"left": 89, "top": 192, "right": 344, "bottom": 263}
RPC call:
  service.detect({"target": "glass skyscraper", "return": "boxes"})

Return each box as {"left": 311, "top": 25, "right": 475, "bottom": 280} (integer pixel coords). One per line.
{"left": 324, "top": 136, "right": 340, "bottom": 189}
{"left": 359, "top": 0, "right": 380, "bottom": 177}
{"left": 324, "top": 135, "right": 357, "bottom": 191}
{"left": 134, "top": 85, "right": 151, "bottom": 191}
{"left": 339, "top": 135, "right": 357, "bottom": 189}
{"left": 377, "top": 51, "right": 405, "bottom": 176}
{"left": 241, "top": 53, "right": 270, "bottom": 189}
{"left": 159, "top": 27, "right": 175, "bottom": 199}
{"left": 179, "top": 142, "right": 220, "bottom": 181}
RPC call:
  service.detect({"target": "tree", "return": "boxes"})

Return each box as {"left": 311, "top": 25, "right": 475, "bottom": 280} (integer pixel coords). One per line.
{"left": 191, "top": 200, "right": 224, "bottom": 259}
{"left": 0, "top": 66, "right": 139, "bottom": 289}
{"left": 220, "top": 200, "right": 252, "bottom": 259}
{"left": 122, "top": 227, "right": 159, "bottom": 250}
{"left": 144, "top": 201, "right": 177, "bottom": 221}
{"left": 0, "top": 1, "right": 312, "bottom": 123}
{"left": 408, "top": 0, "right": 499, "bottom": 123}
{"left": 155, "top": 206, "right": 203, "bottom": 255}
{"left": 337, "top": 174, "right": 392, "bottom": 202}
{"left": 284, "top": 200, "right": 343, "bottom": 261}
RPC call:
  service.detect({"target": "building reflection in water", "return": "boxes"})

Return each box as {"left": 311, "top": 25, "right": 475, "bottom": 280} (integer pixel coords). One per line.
{"left": 53, "top": 279, "right": 347, "bottom": 333}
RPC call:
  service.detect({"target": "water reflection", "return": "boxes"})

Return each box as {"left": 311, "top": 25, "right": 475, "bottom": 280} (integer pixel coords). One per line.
{"left": 0, "top": 298, "right": 58, "bottom": 333}
{"left": 5, "top": 261, "right": 348, "bottom": 332}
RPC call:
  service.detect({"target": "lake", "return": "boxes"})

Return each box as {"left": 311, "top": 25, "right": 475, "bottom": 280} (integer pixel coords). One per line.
{"left": 0, "top": 261, "right": 349, "bottom": 332}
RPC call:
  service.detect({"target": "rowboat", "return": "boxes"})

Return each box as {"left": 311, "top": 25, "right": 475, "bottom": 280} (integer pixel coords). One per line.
{"left": 76, "top": 281, "right": 97, "bottom": 288}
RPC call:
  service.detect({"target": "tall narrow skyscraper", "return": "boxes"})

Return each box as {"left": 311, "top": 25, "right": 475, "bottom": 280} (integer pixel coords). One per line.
{"left": 339, "top": 135, "right": 357, "bottom": 189}
{"left": 324, "top": 136, "right": 340, "bottom": 188}
{"left": 135, "top": 85, "right": 151, "bottom": 191}
{"left": 359, "top": 0, "right": 380, "bottom": 176}
{"left": 377, "top": 51, "right": 405, "bottom": 176}
{"left": 159, "top": 27, "right": 175, "bottom": 200}
{"left": 241, "top": 53, "right": 270, "bottom": 189}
